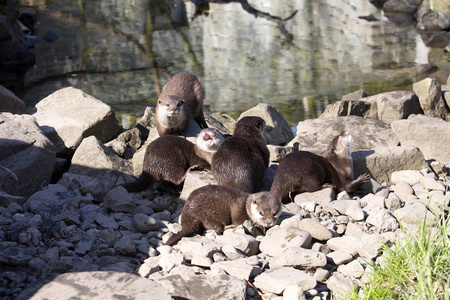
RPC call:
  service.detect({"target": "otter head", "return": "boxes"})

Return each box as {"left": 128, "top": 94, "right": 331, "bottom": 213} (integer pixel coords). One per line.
{"left": 234, "top": 116, "right": 266, "bottom": 139}
{"left": 247, "top": 192, "right": 282, "bottom": 228}
{"left": 197, "top": 128, "right": 225, "bottom": 153}
{"left": 158, "top": 95, "right": 184, "bottom": 117}
{"left": 327, "top": 130, "right": 352, "bottom": 158}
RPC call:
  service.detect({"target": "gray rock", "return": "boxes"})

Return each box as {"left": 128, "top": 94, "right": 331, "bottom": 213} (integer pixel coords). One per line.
{"left": 412, "top": 78, "right": 447, "bottom": 119}
{"left": 0, "top": 113, "right": 56, "bottom": 198}
{"left": 391, "top": 115, "right": 450, "bottom": 166}
{"left": 394, "top": 202, "right": 437, "bottom": 226}
{"left": 0, "top": 246, "right": 33, "bottom": 266}
{"left": 0, "top": 85, "right": 27, "bottom": 114}
{"left": 283, "top": 285, "right": 306, "bottom": 300}
{"left": 391, "top": 170, "right": 424, "bottom": 186}
{"left": 298, "top": 218, "right": 333, "bottom": 241}
{"left": 289, "top": 116, "right": 399, "bottom": 156}
{"left": 159, "top": 252, "right": 184, "bottom": 272}
{"left": 337, "top": 260, "right": 365, "bottom": 278}
{"left": 190, "top": 256, "right": 213, "bottom": 268}
{"left": 327, "top": 236, "right": 360, "bottom": 256}
{"left": 178, "top": 170, "right": 218, "bottom": 202}
{"left": 353, "top": 146, "right": 427, "bottom": 185}
{"left": 314, "top": 268, "right": 330, "bottom": 282}
{"left": 156, "top": 273, "right": 247, "bottom": 300}
{"left": 114, "top": 235, "right": 136, "bottom": 256}
{"left": 220, "top": 244, "right": 247, "bottom": 260}
{"left": 357, "top": 233, "right": 389, "bottom": 260}
{"left": 215, "top": 231, "right": 259, "bottom": 256}
{"left": 0, "top": 191, "right": 25, "bottom": 207}
{"left": 376, "top": 91, "right": 422, "bottom": 124}
{"left": 326, "top": 200, "right": 361, "bottom": 215}
{"left": 32, "top": 87, "right": 120, "bottom": 155}
{"left": 320, "top": 95, "right": 377, "bottom": 119}
{"left": 253, "top": 267, "right": 316, "bottom": 295}
{"left": 133, "top": 213, "right": 158, "bottom": 233}
{"left": 259, "top": 226, "right": 312, "bottom": 257}
{"left": 103, "top": 186, "right": 138, "bottom": 213}
{"left": 75, "top": 232, "right": 96, "bottom": 255}
{"left": 269, "top": 247, "right": 327, "bottom": 269}
{"left": 95, "top": 214, "right": 119, "bottom": 230}
{"left": 24, "top": 184, "right": 81, "bottom": 225}
{"left": 68, "top": 136, "right": 133, "bottom": 181}
{"left": 18, "top": 271, "right": 171, "bottom": 300}
{"left": 239, "top": 103, "right": 294, "bottom": 145}
{"left": 211, "top": 259, "right": 254, "bottom": 281}
{"left": 365, "top": 208, "right": 399, "bottom": 232}
{"left": 149, "top": 195, "right": 172, "bottom": 213}
{"left": 177, "top": 236, "right": 222, "bottom": 260}
{"left": 294, "top": 188, "right": 335, "bottom": 207}
{"left": 385, "top": 193, "right": 402, "bottom": 211}
{"left": 137, "top": 256, "right": 161, "bottom": 278}
{"left": 327, "top": 274, "right": 359, "bottom": 299}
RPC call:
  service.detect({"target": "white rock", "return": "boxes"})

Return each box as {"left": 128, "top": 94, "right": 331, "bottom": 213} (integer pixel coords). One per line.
{"left": 259, "top": 226, "right": 312, "bottom": 257}
{"left": 254, "top": 267, "right": 316, "bottom": 295}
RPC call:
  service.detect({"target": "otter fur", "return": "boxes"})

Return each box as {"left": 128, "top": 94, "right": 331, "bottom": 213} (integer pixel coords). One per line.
{"left": 155, "top": 72, "right": 208, "bottom": 136}
{"left": 211, "top": 116, "right": 270, "bottom": 193}
{"left": 165, "top": 185, "right": 282, "bottom": 246}
{"left": 122, "top": 128, "right": 224, "bottom": 193}
{"left": 270, "top": 130, "right": 370, "bottom": 202}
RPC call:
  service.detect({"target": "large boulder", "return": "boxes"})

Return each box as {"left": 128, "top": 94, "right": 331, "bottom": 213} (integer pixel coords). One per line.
{"left": 18, "top": 271, "right": 171, "bottom": 300}
{"left": 0, "top": 85, "right": 27, "bottom": 114}
{"left": 239, "top": 103, "right": 294, "bottom": 145}
{"left": 0, "top": 113, "right": 56, "bottom": 198}
{"left": 289, "top": 116, "right": 399, "bottom": 156}
{"left": 353, "top": 146, "right": 428, "bottom": 185}
{"left": 68, "top": 136, "right": 133, "bottom": 184}
{"left": 32, "top": 87, "right": 120, "bottom": 156}
{"left": 412, "top": 78, "right": 448, "bottom": 119}
{"left": 320, "top": 91, "right": 422, "bottom": 124}
{"left": 391, "top": 114, "right": 450, "bottom": 166}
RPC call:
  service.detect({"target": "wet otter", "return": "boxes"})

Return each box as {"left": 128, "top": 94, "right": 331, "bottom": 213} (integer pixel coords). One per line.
{"left": 155, "top": 72, "right": 208, "bottom": 136}
{"left": 211, "top": 116, "right": 269, "bottom": 193}
{"left": 122, "top": 128, "right": 224, "bottom": 193}
{"left": 270, "top": 130, "right": 371, "bottom": 202}
{"left": 165, "top": 185, "right": 282, "bottom": 246}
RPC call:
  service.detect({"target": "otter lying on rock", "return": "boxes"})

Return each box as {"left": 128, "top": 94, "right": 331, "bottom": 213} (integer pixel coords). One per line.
{"left": 122, "top": 128, "right": 224, "bottom": 193}
{"left": 270, "top": 130, "right": 371, "bottom": 202}
{"left": 165, "top": 185, "right": 282, "bottom": 246}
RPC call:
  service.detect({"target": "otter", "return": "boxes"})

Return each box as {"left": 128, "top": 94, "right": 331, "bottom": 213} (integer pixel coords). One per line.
{"left": 165, "top": 185, "right": 282, "bottom": 246}
{"left": 211, "top": 116, "right": 269, "bottom": 193}
{"left": 270, "top": 130, "right": 371, "bottom": 202}
{"left": 155, "top": 72, "right": 208, "bottom": 136}
{"left": 122, "top": 128, "right": 224, "bottom": 193}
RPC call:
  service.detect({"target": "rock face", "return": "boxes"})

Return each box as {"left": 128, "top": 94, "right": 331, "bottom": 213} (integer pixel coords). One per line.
{"left": 412, "top": 78, "right": 448, "bottom": 119}
{"left": 391, "top": 114, "right": 450, "bottom": 166}
{"left": 32, "top": 87, "right": 120, "bottom": 156}
{"left": 0, "top": 113, "right": 56, "bottom": 198}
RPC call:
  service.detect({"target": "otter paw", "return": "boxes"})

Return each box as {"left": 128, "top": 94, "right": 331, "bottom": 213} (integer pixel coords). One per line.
{"left": 358, "top": 173, "right": 371, "bottom": 182}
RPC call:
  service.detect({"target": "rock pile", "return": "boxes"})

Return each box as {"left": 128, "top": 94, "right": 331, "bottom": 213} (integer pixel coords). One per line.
{"left": 0, "top": 77, "right": 449, "bottom": 299}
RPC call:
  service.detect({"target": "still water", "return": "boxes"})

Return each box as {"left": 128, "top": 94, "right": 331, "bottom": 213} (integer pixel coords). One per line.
{"left": 20, "top": 0, "right": 434, "bottom": 127}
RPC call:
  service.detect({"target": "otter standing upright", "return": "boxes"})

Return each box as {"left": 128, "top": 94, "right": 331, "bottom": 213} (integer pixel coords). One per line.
{"left": 270, "top": 130, "right": 371, "bottom": 202}
{"left": 155, "top": 72, "right": 208, "bottom": 136}
{"left": 211, "top": 116, "right": 270, "bottom": 193}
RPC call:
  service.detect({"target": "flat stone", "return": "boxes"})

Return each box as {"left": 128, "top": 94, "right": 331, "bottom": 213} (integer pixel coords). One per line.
{"left": 326, "top": 250, "right": 353, "bottom": 265}
{"left": 269, "top": 247, "right": 327, "bottom": 269}
{"left": 365, "top": 208, "right": 399, "bottom": 232}
{"left": 18, "top": 271, "right": 171, "bottom": 300}
{"left": 211, "top": 259, "right": 254, "bottom": 281}
{"left": 259, "top": 226, "right": 312, "bottom": 257}
{"left": 327, "top": 274, "right": 358, "bottom": 299}
{"left": 337, "top": 260, "right": 365, "bottom": 278}
{"left": 177, "top": 236, "right": 222, "bottom": 260}
{"left": 327, "top": 236, "right": 360, "bottom": 256}
{"left": 294, "top": 188, "right": 335, "bottom": 207}
{"left": 215, "top": 231, "right": 259, "bottom": 256}
{"left": 298, "top": 218, "right": 333, "bottom": 241}
{"left": 254, "top": 267, "right": 316, "bottom": 295}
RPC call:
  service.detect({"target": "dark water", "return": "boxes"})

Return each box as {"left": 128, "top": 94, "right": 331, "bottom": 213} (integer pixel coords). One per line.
{"left": 19, "top": 0, "right": 440, "bottom": 127}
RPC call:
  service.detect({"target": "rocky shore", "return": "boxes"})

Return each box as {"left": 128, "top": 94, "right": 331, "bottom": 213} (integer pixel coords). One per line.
{"left": 0, "top": 76, "right": 450, "bottom": 299}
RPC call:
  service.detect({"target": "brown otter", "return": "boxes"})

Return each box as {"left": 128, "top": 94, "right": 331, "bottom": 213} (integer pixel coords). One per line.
{"left": 155, "top": 72, "right": 208, "bottom": 136}
{"left": 122, "top": 128, "right": 224, "bottom": 193}
{"left": 270, "top": 130, "right": 371, "bottom": 202}
{"left": 211, "top": 116, "right": 269, "bottom": 193}
{"left": 165, "top": 185, "right": 282, "bottom": 246}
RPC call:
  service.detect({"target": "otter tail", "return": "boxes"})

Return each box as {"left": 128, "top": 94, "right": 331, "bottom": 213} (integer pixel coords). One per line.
{"left": 165, "top": 232, "right": 185, "bottom": 246}
{"left": 121, "top": 172, "right": 154, "bottom": 193}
